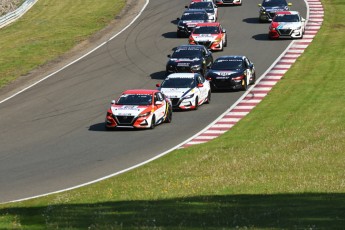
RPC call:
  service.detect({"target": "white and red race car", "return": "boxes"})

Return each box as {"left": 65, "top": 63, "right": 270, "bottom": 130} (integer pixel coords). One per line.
{"left": 215, "top": 0, "right": 242, "bottom": 6}
{"left": 105, "top": 89, "right": 172, "bottom": 129}
{"left": 189, "top": 22, "right": 227, "bottom": 51}
{"left": 268, "top": 11, "right": 306, "bottom": 39}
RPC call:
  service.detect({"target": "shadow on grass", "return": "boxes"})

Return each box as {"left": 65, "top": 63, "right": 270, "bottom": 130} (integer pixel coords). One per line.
{"left": 1, "top": 193, "right": 344, "bottom": 229}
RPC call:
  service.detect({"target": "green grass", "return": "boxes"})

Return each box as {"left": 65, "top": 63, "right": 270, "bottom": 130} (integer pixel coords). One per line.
{"left": 1, "top": 0, "right": 345, "bottom": 229}
{"left": 0, "top": 0, "right": 125, "bottom": 87}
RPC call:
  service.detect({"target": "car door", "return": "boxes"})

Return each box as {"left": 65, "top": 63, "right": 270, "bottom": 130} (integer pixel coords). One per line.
{"left": 153, "top": 92, "right": 167, "bottom": 122}
{"left": 196, "top": 74, "right": 208, "bottom": 101}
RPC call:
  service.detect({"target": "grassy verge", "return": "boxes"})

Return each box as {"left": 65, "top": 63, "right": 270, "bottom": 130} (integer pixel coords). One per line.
{"left": 1, "top": 0, "right": 345, "bottom": 229}
{"left": 0, "top": 0, "right": 125, "bottom": 87}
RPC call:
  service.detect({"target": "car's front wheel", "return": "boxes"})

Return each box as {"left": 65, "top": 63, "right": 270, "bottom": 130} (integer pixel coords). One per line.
{"left": 241, "top": 79, "right": 248, "bottom": 91}
{"left": 205, "top": 91, "right": 211, "bottom": 104}
{"left": 150, "top": 115, "right": 156, "bottom": 129}
{"left": 194, "top": 97, "right": 199, "bottom": 110}
{"left": 165, "top": 107, "right": 172, "bottom": 123}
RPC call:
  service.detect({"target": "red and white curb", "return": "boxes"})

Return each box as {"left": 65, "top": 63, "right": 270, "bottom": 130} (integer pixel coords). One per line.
{"left": 180, "top": 0, "right": 324, "bottom": 148}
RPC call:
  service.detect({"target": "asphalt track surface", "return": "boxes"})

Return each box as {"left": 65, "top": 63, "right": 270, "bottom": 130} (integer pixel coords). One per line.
{"left": 0, "top": 0, "right": 306, "bottom": 203}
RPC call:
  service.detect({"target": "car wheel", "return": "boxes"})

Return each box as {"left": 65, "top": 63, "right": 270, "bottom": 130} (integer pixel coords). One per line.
{"left": 165, "top": 107, "right": 172, "bottom": 123}
{"left": 194, "top": 97, "right": 199, "bottom": 110}
{"left": 205, "top": 91, "right": 211, "bottom": 104}
{"left": 150, "top": 115, "right": 156, "bottom": 129}
{"left": 250, "top": 73, "right": 256, "bottom": 85}
{"left": 241, "top": 79, "right": 248, "bottom": 91}
{"left": 224, "top": 36, "right": 227, "bottom": 47}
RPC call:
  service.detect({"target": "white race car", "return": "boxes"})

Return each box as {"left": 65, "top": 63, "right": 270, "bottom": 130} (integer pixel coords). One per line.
{"left": 156, "top": 73, "right": 211, "bottom": 110}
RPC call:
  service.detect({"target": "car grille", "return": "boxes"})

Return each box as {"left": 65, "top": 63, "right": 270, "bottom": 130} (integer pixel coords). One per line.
{"left": 268, "top": 12, "right": 276, "bottom": 19}
{"left": 176, "top": 66, "right": 192, "bottom": 72}
{"left": 196, "top": 41, "right": 212, "bottom": 48}
{"left": 114, "top": 115, "right": 135, "bottom": 125}
{"left": 278, "top": 29, "right": 292, "bottom": 36}
{"left": 223, "top": 0, "right": 235, "bottom": 3}
{"left": 213, "top": 79, "right": 234, "bottom": 89}
{"left": 170, "top": 98, "right": 180, "bottom": 107}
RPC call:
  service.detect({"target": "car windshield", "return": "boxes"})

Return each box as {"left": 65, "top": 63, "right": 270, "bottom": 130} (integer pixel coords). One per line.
{"left": 161, "top": 77, "right": 196, "bottom": 88}
{"left": 181, "top": 12, "right": 207, "bottom": 21}
{"left": 189, "top": 2, "right": 214, "bottom": 9}
{"left": 171, "top": 49, "right": 202, "bottom": 59}
{"left": 273, "top": 14, "right": 300, "bottom": 22}
{"left": 262, "top": 0, "right": 287, "bottom": 7}
{"left": 211, "top": 59, "right": 243, "bottom": 70}
{"left": 193, "top": 26, "right": 220, "bottom": 34}
{"left": 117, "top": 94, "right": 152, "bottom": 105}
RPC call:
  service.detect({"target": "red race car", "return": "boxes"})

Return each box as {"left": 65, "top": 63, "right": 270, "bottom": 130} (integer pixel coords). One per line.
{"left": 189, "top": 22, "right": 227, "bottom": 51}
{"left": 105, "top": 89, "right": 172, "bottom": 129}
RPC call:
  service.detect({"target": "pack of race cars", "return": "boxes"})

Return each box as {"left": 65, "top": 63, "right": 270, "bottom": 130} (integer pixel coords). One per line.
{"left": 105, "top": 0, "right": 306, "bottom": 130}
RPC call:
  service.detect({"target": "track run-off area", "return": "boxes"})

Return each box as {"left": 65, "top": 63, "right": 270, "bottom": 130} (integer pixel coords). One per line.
{"left": 0, "top": 0, "right": 322, "bottom": 203}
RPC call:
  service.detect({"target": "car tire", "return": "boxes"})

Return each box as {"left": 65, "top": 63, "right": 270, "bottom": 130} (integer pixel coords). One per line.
{"left": 241, "top": 79, "right": 248, "bottom": 91}
{"left": 250, "top": 73, "right": 256, "bottom": 85}
{"left": 165, "top": 107, "right": 172, "bottom": 123}
{"left": 194, "top": 97, "right": 199, "bottom": 110}
{"left": 205, "top": 91, "right": 211, "bottom": 104}
{"left": 150, "top": 115, "right": 156, "bottom": 129}
{"left": 224, "top": 36, "right": 227, "bottom": 47}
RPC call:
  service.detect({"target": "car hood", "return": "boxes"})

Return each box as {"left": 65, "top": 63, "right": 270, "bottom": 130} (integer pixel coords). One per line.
{"left": 208, "top": 69, "right": 242, "bottom": 78}
{"left": 160, "top": 88, "right": 194, "bottom": 98}
{"left": 192, "top": 34, "right": 220, "bottom": 41}
{"left": 272, "top": 22, "right": 302, "bottom": 30}
{"left": 168, "top": 58, "right": 202, "bottom": 66}
{"left": 263, "top": 6, "right": 288, "bottom": 12}
{"left": 111, "top": 105, "right": 150, "bottom": 117}
{"left": 179, "top": 20, "right": 205, "bottom": 27}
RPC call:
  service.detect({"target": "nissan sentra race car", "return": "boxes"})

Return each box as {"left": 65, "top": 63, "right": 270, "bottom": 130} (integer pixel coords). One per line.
{"left": 156, "top": 73, "right": 211, "bottom": 110}
{"left": 177, "top": 9, "right": 209, "bottom": 37}
{"left": 206, "top": 56, "right": 256, "bottom": 91}
{"left": 258, "top": 0, "right": 292, "bottom": 22}
{"left": 186, "top": 1, "right": 218, "bottom": 22}
{"left": 166, "top": 45, "right": 213, "bottom": 75}
{"left": 189, "top": 22, "right": 227, "bottom": 51}
{"left": 105, "top": 89, "right": 172, "bottom": 129}
{"left": 268, "top": 11, "right": 306, "bottom": 39}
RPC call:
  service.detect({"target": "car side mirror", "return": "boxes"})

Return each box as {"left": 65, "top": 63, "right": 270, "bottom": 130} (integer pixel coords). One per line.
{"left": 258, "top": 4, "right": 262, "bottom": 7}
{"left": 185, "top": 5, "right": 188, "bottom": 8}
{"left": 197, "top": 83, "right": 204, "bottom": 88}
{"left": 288, "top": 3, "right": 292, "bottom": 6}
{"left": 155, "top": 101, "right": 163, "bottom": 105}
{"left": 167, "top": 54, "right": 171, "bottom": 58}
{"left": 302, "top": 18, "right": 306, "bottom": 22}
{"left": 111, "top": 100, "right": 116, "bottom": 105}
{"left": 156, "top": 83, "right": 161, "bottom": 87}
{"left": 222, "top": 29, "right": 226, "bottom": 33}
{"left": 177, "top": 17, "right": 180, "bottom": 21}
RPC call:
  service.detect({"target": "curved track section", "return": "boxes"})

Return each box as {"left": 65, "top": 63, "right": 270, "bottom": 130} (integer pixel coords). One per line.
{"left": 0, "top": 0, "right": 307, "bottom": 203}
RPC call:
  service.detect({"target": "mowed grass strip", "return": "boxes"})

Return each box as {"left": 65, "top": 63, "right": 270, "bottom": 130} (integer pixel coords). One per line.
{"left": 0, "top": 0, "right": 125, "bottom": 87}
{"left": 1, "top": 0, "right": 345, "bottom": 229}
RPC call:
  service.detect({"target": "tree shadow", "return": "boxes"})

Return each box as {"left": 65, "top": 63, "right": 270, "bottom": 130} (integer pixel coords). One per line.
{"left": 1, "top": 193, "right": 344, "bottom": 229}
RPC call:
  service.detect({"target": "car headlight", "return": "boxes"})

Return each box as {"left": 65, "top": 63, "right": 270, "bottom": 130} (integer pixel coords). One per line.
{"left": 214, "top": 38, "right": 221, "bottom": 43}
{"left": 296, "top": 26, "right": 301, "bottom": 30}
{"left": 183, "top": 94, "right": 194, "bottom": 99}
{"left": 138, "top": 112, "right": 151, "bottom": 117}
{"left": 191, "top": 65, "right": 201, "bottom": 71}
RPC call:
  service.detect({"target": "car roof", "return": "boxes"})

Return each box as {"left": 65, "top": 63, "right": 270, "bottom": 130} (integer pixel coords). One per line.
{"left": 166, "top": 73, "right": 197, "bottom": 79}
{"left": 216, "top": 55, "right": 245, "bottom": 60}
{"left": 275, "top": 10, "right": 300, "bottom": 15}
{"left": 122, "top": 89, "right": 158, "bottom": 95}
{"left": 184, "top": 9, "right": 208, "bottom": 14}
{"left": 176, "top": 44, "right": 205, "bottom": 50}
{"left": 195, "top": 22, "right": 221, "bottom": 27}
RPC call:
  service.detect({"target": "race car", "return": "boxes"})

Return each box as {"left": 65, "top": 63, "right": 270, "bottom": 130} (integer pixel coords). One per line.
{"left": 258, "top": 0, "right": 292, "bottom": 23}
{"left": 189, "top": 22, "right": 227, "bottom": 51}
{"left": 156, "top": 73, "right": 211, "bottom": 110}
{"left": 186, "top": 1, "right": 218, "bottom": 22}
{"left": 268, "top": 11, "right": 306, "bottom": 39}
{"left": 105, "top": 89, "right": 172, "bottom": 129}
{"left": 214, "top": 0, "right": 242, "bottom": 6}
{"left": 166, "top": 44, "right": 213, "bottom": 75}
{"left": 206, "top": 55, "right": 256, "bottom": 91}
{"left": 177, "top": 9, "right": 209, "bottom": 38}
